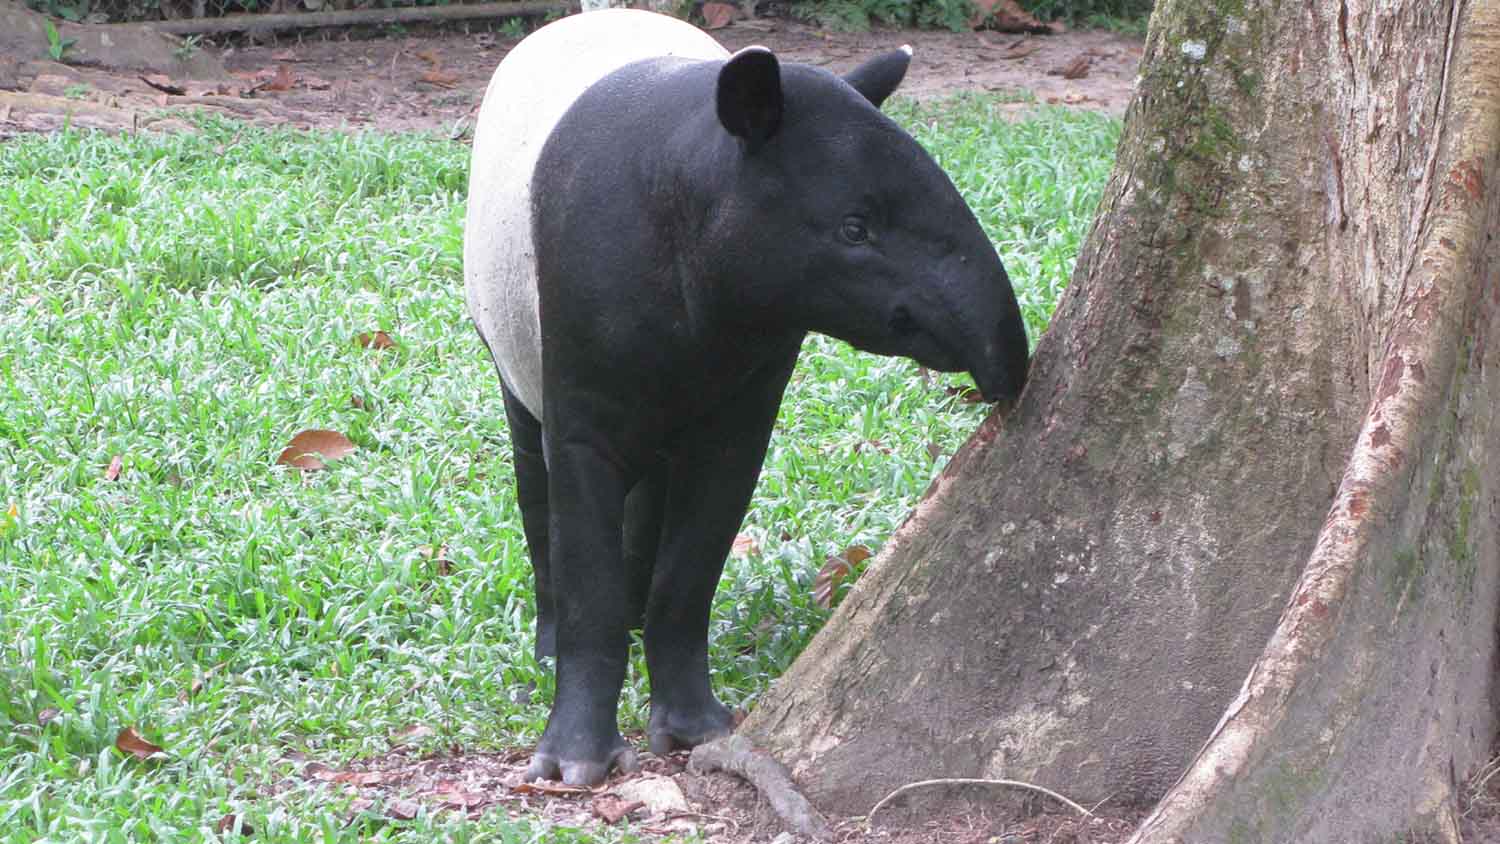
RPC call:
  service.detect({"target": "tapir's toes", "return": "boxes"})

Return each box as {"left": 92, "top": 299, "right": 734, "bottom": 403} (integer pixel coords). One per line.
{"left": 526, "top": 746, "right": 638, "bottom": 787}
{"left": 524, "top": 752, "right": 561, "bottom": 783}
{"left": 647, "top": 725, "right": 732, "bottom": 757}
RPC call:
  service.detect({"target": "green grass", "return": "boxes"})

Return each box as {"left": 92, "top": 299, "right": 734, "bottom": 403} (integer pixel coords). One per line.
{"left": 0, "top": 99, "right": 1118, "bottom": 842}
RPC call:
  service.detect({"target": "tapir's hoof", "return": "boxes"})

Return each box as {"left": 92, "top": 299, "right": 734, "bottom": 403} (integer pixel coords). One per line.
{"left": 524, "top": 745, "right": 639, "bottom": 786}
{"left": 647, "top": 705, "right": 734, "bottom": 756}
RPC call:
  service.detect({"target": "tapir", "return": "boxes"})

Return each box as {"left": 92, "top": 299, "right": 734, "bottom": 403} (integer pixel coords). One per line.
{"left": 463, "top": 8, "right": 1029, "bottom": 786}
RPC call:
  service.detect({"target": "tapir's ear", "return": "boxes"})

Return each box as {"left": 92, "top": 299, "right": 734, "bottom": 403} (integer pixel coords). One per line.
{"left": 843, "top": 45, "right": 912, "bottom": 108}
{"left": 717, "top": 46, "right": 783, "bottom": 150}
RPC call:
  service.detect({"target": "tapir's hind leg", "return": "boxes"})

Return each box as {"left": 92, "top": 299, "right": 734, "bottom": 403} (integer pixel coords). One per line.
{"left": 623, "top": 463, "right": 668, "bottom": 630}
{"left": 644, "top": 348, "right": 800, "bottom": 755}
{"left": 502, "top": 385, "right": 557, "bottom": 664}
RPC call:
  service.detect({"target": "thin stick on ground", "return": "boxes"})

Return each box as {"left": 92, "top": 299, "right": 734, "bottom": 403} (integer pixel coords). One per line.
{"left": 689, "top": 735, "right": 832, "bottom": 841}
{"left": 868, "top": 777, "right": 1095, "bottom": 821}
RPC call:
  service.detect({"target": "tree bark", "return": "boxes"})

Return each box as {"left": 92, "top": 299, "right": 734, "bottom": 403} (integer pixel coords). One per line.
{"left": 740, "top": 0, "right": 1500, "bottom": 840}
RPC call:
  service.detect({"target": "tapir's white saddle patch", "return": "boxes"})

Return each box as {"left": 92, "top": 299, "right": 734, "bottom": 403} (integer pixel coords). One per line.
{"left": 464, "top": 10, "right": 727, "bottom": 420}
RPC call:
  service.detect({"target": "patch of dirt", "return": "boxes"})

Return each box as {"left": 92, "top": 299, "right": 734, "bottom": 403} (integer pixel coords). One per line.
{"left": 0, "top": 15, "right": 1140, "bottom": 138}
{"left": 284, "top": 743, "right": 1143, "bottom": 843}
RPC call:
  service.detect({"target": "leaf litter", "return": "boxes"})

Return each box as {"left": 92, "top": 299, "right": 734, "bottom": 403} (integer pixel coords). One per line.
{"left": 279, "top": 738, "right": 1143, "bottom": 842}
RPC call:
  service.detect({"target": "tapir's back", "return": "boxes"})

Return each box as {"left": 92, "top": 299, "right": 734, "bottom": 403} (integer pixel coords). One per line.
{"left": 464, "top": 10, "right": 727, "bottom": 420}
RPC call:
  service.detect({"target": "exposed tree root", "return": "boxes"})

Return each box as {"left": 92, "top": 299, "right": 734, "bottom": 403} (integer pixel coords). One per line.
{"left": 868, "top": 777, "right": 1094, "bottom": 821}
{"left": 688, "top": 735, "right": 833, "bottom": 841}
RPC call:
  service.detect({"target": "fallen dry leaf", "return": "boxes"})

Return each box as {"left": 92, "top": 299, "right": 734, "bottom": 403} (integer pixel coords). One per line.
{"left": 418, "top": 68, "right": 461, "bottom": 88}
{"left": 435, "top": 786, "right": 486, "bottom": 809}
{"left": 37, "top": 708, "right": 60, "bottom": 726}
{"left": 729, "top": 533, "right": 758, "bottom": 559}
{"left": 814, "top": 545, "right": 871, "bottom": 609}
{"left": 386, "top": 798, "right": 420, "bottom": 820}
{"left": 1050, "top": 55, "right": 1092, "bottom": 79}
{"left": 355, "top": 330, "right": 396, "bottom": 350}
{"left": 391, "top": 723, "right": 436, "bottom": 744}
{"left": 104, "top": 455, "right": 122, "bottom": 481}
{"left": 277, "top": 429, "right": 357, "bottom": 471}
{"left": 701, "top": 2, "right": 736, "bottom": 29}
{"left": 926, "top": 442, "right": 946, "bottom": 463}
{"left": 415, "top": 49, "right": 442, "bottom": 65}
{"left": 260, "top": 64, "right": 297, "bottom": 92}
{"left": 512, "top": 780, "right": 590, "bottom": 797}
{"left": 418, "top": 544, "right": 454, "bottom": 576}
{"left": 1000, "top": 42, "right": 1042, "bottom": 60}
{"left": 116, "top": 726, "right": 165, "bottom": 760}
{"left": 138, "top": 74, "right": 185, "bottom": 96}
{"left": 215, "top": 814, "right": 254, "bottom": 836}
{"left": 973, "top": 0, "right": 1052, "bottom": 32}
{"left": 591, "top": 794, "right": 645, "bottom": 824}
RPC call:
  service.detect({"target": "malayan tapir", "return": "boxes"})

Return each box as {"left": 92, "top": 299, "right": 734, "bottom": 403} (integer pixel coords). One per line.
{"left": 463, "top": 8, "right": 1030, "bottom": 786}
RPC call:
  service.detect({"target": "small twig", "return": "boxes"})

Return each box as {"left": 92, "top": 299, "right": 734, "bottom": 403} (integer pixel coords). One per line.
{"left": 689, "top": 735, "right": 832, "bottom": 841}
{"left": 867, "top": 777, "right": 1094, "bottom": 821}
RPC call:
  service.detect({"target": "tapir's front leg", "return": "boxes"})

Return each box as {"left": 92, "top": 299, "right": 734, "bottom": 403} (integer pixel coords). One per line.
{"left": 525, "top": 431, "right": 643, "bottom": 785}
{"left": 644, "top": 347, "right": 801, "bottom": 755}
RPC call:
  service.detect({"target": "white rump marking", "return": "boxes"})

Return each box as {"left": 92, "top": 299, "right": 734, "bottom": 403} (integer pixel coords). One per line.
{"left": 463, "top": 10, "right": 728, "bottom": 420}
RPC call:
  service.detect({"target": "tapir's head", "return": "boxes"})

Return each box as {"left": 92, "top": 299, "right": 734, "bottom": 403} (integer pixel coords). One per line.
{"left": 705, "top": 45, "right": 1030, "bottom": 403}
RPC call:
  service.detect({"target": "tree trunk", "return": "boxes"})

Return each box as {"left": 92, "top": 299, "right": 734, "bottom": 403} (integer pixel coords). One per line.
{"left": 739, "top": 0, "right": 1500, "bottom": 839}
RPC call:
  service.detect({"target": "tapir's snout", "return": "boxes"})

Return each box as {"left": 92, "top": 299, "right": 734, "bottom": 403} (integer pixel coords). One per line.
{"left": 967, "top": 291, "right": 1030, "bottom": 405}
{"left": 971, "top": 328, "right": 1029, "bottom": 405}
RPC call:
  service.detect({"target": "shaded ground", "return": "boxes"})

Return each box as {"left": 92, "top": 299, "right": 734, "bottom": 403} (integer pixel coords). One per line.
{"left": 285, "top": 740, "right": 1145, "bottom": 843}
{"left": 0, "top": 14, "right": 1141, "bottom": 137}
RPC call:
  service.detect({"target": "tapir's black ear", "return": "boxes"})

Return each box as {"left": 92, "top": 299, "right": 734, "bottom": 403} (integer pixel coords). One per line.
{"left": 717, "top": 46, "right": 783, "bottom": 150}
{"left": 843, "top": 45, "right": 912, "bottom": 108}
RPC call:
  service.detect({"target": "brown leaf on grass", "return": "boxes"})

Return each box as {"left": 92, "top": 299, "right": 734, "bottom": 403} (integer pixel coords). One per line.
{"left": 701, "top": 2, "right": 736, "bottom": 29}
{"left": 355, "top": 330, "right": 396, "bottom": 350}
{"left": 139, "top": 74, "right": 186, "bottom": 96}
{"left": 215, "top": 814, "right": 254, "bottom": 836}
{"left": 386, "top": 798, "right": 420, "bottom": 820}
{"left": 926, "top": 442, "right": 946, "bottom": 463}
{"left": 418, "top": 544, "right": 454, "bottom": 576}
{"left": 814, "top": 545, "right": 871, "bottom": 609}
{"left": 350, "top": 395, "right": 367, "bottom": 411}
{"left": 591, "top": 795, "right": 645, "bottom": 824}
{"left": 435, "top": 785, "right": 486, "bottom": 809}
{"left": 1050, "top": 55, "right": 1092, "bottom": 79}
{"left": 512, "top": 780, "right": 590, "bottom": 797}
{"left": 116, "top": 726, "right": 165, "bottom": 760}
{"left": 418, "top": 68, "right": 461, "bottom": 88}
{"left": 391, "top": 723, "right": 436, "bottom": 744}
{"left": 304, "top": 763, "right": 392, "bottom": 786}
{"left": 104, "top": 455, "right": 122, "bottom": 481}
{"left": 277, "top": 429, "right": 357, "bottom": 471}
{"left": 729, "top": 533, "right": 758, "bottom": 559}
{"left": 37, "top": 708, "right": 61, "bottom": 726}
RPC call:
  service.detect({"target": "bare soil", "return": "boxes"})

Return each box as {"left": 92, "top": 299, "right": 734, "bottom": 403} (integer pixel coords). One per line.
{"left": 0, "top": 16, "right": 1141, "bottom": 136}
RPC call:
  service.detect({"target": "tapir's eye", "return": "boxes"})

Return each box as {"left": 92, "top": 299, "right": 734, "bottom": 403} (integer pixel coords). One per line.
{"left": 839, "top": 217, "right": 871, "bottom": 245}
